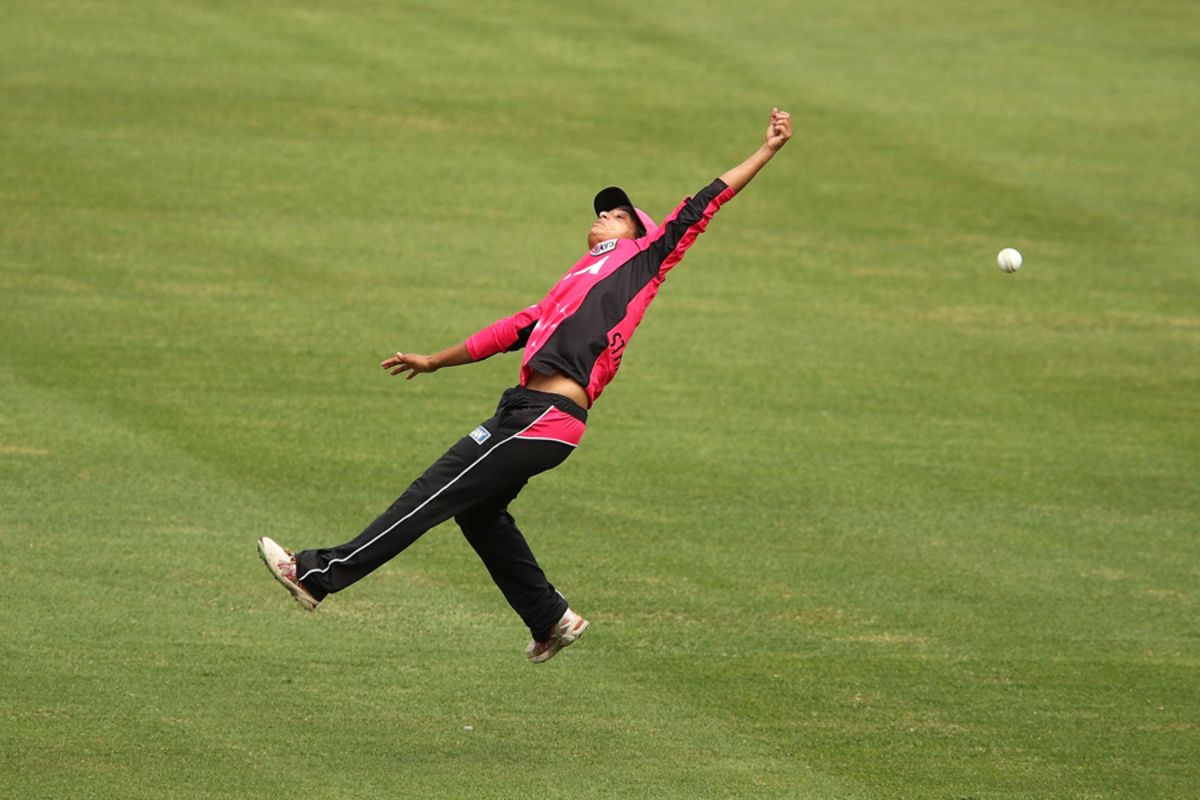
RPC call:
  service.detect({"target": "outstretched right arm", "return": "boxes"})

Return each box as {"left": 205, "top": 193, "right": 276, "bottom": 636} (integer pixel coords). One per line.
{"left": 381, "top": 342, "right": 473, "bottom": 380}
{"left": 381, "top": 301, "right": 544, "bottom": 380}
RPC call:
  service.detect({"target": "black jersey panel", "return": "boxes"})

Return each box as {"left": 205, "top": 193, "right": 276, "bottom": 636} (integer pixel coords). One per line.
{"left": 638, "top": 179, "right": 729, "bottom": 280}
{"left": 527, "top": 256, "right": 660, "bottom": 387}
{"left": 509, "top": 321, "right": 536, "bottom": 352}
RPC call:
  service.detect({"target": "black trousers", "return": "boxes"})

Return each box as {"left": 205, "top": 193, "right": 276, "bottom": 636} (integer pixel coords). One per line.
{"left": 294, "top": 387, "right": 586, "bottom": 641}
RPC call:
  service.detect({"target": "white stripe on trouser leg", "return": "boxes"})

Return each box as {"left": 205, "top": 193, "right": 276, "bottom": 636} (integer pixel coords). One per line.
{"left": 512, "top": 435, "right": 578, "bottom": 447}
{"left": 297, "top": 407, "right": 555, "bottom": 584}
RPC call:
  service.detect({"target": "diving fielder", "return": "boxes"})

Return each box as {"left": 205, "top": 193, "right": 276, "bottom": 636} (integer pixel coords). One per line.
{"left": 258, "top": 108, "right": 793, "bottom": 663}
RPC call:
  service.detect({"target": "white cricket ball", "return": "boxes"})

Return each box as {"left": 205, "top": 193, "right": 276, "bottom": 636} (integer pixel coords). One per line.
{"left": 997, "top": 247, "right": 1023, "bottom": 273}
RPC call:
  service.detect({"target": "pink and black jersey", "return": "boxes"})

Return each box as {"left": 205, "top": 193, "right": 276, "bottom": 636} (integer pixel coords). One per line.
{"left": 465, "top": 178, "right": 737, "bottom": 406}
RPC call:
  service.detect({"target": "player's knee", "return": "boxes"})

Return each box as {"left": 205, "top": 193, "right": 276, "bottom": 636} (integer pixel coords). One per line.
{"left": 454, "top": 508, "right": 491, "bottom": 535}
{"left": 455, "top": 507, "right": 512, "bottom": 537}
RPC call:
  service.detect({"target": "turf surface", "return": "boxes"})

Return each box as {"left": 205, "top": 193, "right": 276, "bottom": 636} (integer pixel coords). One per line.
{"left": 2, "top": 2, "right": 1197, "bottom": 797}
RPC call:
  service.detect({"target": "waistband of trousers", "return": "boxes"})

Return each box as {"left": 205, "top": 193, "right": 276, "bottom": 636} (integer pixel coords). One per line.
{"left": 498, "top": 385, "right": 588, "bottom": 424}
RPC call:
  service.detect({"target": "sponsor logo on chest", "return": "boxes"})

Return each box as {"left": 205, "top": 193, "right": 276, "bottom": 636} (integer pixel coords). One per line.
{"left": 589, "top": 239, "right": 618, "bottom": 256}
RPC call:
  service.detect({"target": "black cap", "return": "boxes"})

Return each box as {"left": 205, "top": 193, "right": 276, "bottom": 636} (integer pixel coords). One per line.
{"left": 593, "top": 186, "right": 646, "bottom": 237}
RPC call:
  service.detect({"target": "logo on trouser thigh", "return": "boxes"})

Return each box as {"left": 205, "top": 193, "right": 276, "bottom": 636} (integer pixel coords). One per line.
{"left": 469, "top": 426, "right": 491, "bottom": 444}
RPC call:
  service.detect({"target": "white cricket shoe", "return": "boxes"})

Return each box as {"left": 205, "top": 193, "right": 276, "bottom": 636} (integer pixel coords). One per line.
{"left": 525, "top": 608, "right": 589, "bottom": 664}
{"left": 256, "top": 536, "right": 321, "bottom": 611}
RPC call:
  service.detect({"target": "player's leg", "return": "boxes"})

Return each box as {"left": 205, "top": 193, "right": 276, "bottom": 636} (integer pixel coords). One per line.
{"left": 455, "top": 475, "right": 570, "bottom": 640}
{"left": 288, "top": 403, "right": 549, "bottom": 602}
{"left": 455, "top": 436, "right": 590, "bottom": 663}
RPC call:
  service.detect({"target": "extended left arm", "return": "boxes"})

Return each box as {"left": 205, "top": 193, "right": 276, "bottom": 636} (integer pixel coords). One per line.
{"left": 718, "top": 108, "right": 792, "bottom": 194}
{"left": 637, "top": 108, "right": 793, "bottom": 278}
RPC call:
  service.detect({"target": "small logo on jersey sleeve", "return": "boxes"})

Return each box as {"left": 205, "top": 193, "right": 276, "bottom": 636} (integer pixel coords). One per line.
{"left": 589, "top": 239, "right": 617, "bottom": 256}
{"left": 469, "top": 426, "right": 491, "bottom": 445}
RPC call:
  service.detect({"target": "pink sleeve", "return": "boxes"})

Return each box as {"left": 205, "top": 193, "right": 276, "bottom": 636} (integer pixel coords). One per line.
{"left": 645, "top": 179, "right": 738, "bottom": 280}
{"left": 465, "top": 304, "right": 542, "bottom": 361}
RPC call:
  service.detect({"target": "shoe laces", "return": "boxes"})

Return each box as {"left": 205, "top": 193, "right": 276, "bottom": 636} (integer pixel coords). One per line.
{"left": 278, "top": 550, "right": 299, "bottom": 582}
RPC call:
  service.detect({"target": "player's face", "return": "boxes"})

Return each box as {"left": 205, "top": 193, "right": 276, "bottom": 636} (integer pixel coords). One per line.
{"left": 588, "top": 207, "right": 638, "bottom": 247}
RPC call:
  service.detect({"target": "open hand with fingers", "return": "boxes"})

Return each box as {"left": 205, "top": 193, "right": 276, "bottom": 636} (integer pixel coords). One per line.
{"left": 381, "top": 351, "right": 436, "bottom": 380}
{"left": 380, "top": 342, "right": 473, "bottom": 380}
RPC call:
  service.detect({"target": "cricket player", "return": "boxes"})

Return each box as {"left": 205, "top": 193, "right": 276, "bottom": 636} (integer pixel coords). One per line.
{"left": 259, "top": 108, "right": 793, "bottom": 663}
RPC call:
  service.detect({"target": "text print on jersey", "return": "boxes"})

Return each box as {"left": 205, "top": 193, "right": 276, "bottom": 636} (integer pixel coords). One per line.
{"left": 610, "top": 331, "right": 627, "bottom": 368}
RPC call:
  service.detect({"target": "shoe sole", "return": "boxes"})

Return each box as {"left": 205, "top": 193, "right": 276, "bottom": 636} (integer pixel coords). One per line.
{"left": 256, "top": 537, "right": 320, "bottom": 612}
{"left": 529, "top": 617, "right": 589, "bottom": 664}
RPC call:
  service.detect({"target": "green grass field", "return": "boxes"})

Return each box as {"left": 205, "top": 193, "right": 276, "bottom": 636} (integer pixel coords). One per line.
{"left": 2, "top": 2, "right": 1197, "bottom": 797}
